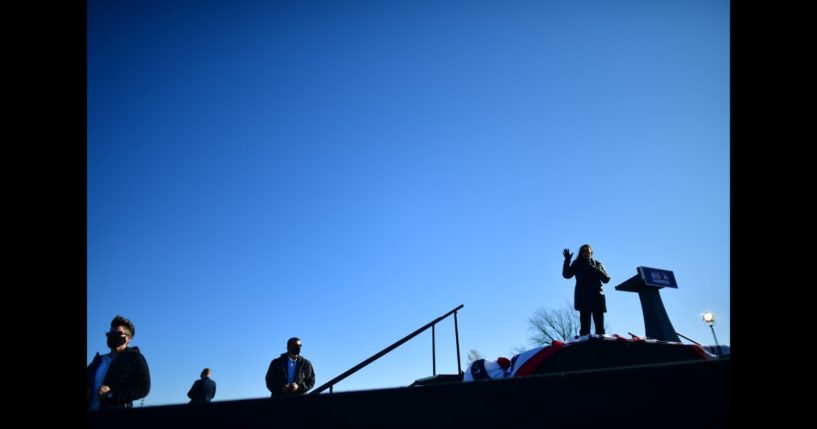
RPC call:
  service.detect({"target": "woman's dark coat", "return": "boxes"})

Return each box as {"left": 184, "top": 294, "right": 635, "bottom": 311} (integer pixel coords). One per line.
{"left": 563, "top": 257, "right": 611, "bottom": 312}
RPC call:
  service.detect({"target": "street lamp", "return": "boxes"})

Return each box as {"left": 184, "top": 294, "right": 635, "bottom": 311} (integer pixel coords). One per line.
{"left": 702, "top": 312, "right": 721, "bottom": 354}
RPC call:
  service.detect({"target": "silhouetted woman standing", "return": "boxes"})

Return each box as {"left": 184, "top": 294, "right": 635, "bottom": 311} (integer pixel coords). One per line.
{"left": 562, "top": 244, "right": 611, "bottom": 336}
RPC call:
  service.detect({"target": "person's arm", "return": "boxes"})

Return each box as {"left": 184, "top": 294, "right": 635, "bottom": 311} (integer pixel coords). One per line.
{"left": 107, "top": 352, "right": 151, "bottom": 404}
{"left": 562, "top": 248, "right": 578, "bottom": 279}
{"left": 301, "top": 360, "right": 315, "bottom": 392}
{"left": 265, "top": 360, "right": 278, "bottom": 393}
{"left": 595, "top": 261, "right": 611, "bottom": 283}
{"left": 187, "top": 380, "right": 198, "bottom": 399}
{"left": 87, "top": 354, "right": 101, "bottom": 403}
{"left": 562, "top": 259, "right": 575, "bottom": 278}
{"left": 562, "top": 248, "right": 575, "bottom": 279}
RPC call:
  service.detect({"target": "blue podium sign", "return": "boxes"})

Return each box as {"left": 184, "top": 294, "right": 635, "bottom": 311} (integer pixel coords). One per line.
{"left": 638, "top": 267, "right": 677, "bottom": 289}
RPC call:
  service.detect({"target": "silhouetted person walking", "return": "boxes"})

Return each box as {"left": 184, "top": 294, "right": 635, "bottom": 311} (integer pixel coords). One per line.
{"left": 563, "top": 244, "right": 611, "bottom": 336}
{"left": 266, "top": 337, "right": 315, "bottom": 396}
{"left": 187, "top": 368, "right": 216, "bottom": 403}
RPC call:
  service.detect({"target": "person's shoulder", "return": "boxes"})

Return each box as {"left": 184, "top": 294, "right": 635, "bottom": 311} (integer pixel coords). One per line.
{"left": 122, "top": 347, "right": 150, "bottom": 364}
{"left": 125, "top": 346, "right": 147, "bottom": 358}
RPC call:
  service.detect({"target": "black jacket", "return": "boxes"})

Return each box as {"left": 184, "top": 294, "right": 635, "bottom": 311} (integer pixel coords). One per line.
{"left": 187, "top": 377, "right": 217, "bottom": 403}
{"left": 265, "top": 353, "right": 315, "bottom": 396}
{"left": 87, "top": 346, "right": 151, "bottom": 409}
{"left": 563, "top": 257, "right": 611, "bottom": 312}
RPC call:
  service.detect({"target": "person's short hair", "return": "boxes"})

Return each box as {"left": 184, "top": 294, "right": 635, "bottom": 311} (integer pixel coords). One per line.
{"left": 111, "top": 315, "right": 135, "bottom": 337}
{"left": 287, "top": 337, "right": 301, "bottom": 348}
{"left": 201, "top": 368, "right": 211, "bottom": 378}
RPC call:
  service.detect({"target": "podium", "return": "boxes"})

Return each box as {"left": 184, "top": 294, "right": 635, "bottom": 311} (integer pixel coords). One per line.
{"left": 614, "top": 267, "right": 680, "bottom": 342}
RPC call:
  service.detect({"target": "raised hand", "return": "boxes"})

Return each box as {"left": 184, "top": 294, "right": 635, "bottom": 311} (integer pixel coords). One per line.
{"left": 562, "top": 248, "right": 573, "bottom": 260}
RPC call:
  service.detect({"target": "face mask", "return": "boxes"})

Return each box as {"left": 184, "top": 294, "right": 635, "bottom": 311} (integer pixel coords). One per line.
{"left": 107, "top": 335, "right": 127, "bottom": 349}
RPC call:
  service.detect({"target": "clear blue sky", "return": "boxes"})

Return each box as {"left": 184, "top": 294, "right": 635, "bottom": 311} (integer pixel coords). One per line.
{"left": 87, "top": 0, "right": 729, "bottom": 407}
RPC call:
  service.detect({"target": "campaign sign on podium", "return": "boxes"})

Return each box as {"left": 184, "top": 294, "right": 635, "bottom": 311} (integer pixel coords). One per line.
{"left": 639, "top": 267, "right": 677, "bottom": 289}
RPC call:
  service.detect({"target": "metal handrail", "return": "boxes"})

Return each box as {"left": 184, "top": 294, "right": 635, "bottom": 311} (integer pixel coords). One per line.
{"left": 310, "top": 304, "right": 464, "bottom": 395}
{"left": 674, "top": 331, "right": 702, "bottom": 345}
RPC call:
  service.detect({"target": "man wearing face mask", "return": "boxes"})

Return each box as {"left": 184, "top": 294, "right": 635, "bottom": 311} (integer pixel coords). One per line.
{"left": 265, "top": 337, "right": 315, "bottom": 396}
{"left": 86, "top": 315, "right": 151, "bottom": 411}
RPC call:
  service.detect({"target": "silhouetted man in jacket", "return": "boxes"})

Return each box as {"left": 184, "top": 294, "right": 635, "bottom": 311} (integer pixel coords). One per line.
{"left": 266, "top": 337, "right": 315, "bottom": 396}
{"left": 87, "top": 315, "right": 151, "bottom": 410}
{"left": 187, "top": 368, "right": 217, "bottom": 403}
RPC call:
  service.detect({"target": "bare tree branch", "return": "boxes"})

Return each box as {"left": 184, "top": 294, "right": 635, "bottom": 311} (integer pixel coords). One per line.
{"left": 527, "top": 300, "right": 610, "bottom": 346}
{"left": 528, "top": 301, "right": 579, "bottom": 344}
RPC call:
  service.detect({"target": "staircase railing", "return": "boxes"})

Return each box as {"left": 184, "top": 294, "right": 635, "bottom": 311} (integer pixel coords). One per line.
{"left": 310, "top": 304, "right": 464, "bottom": 394}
